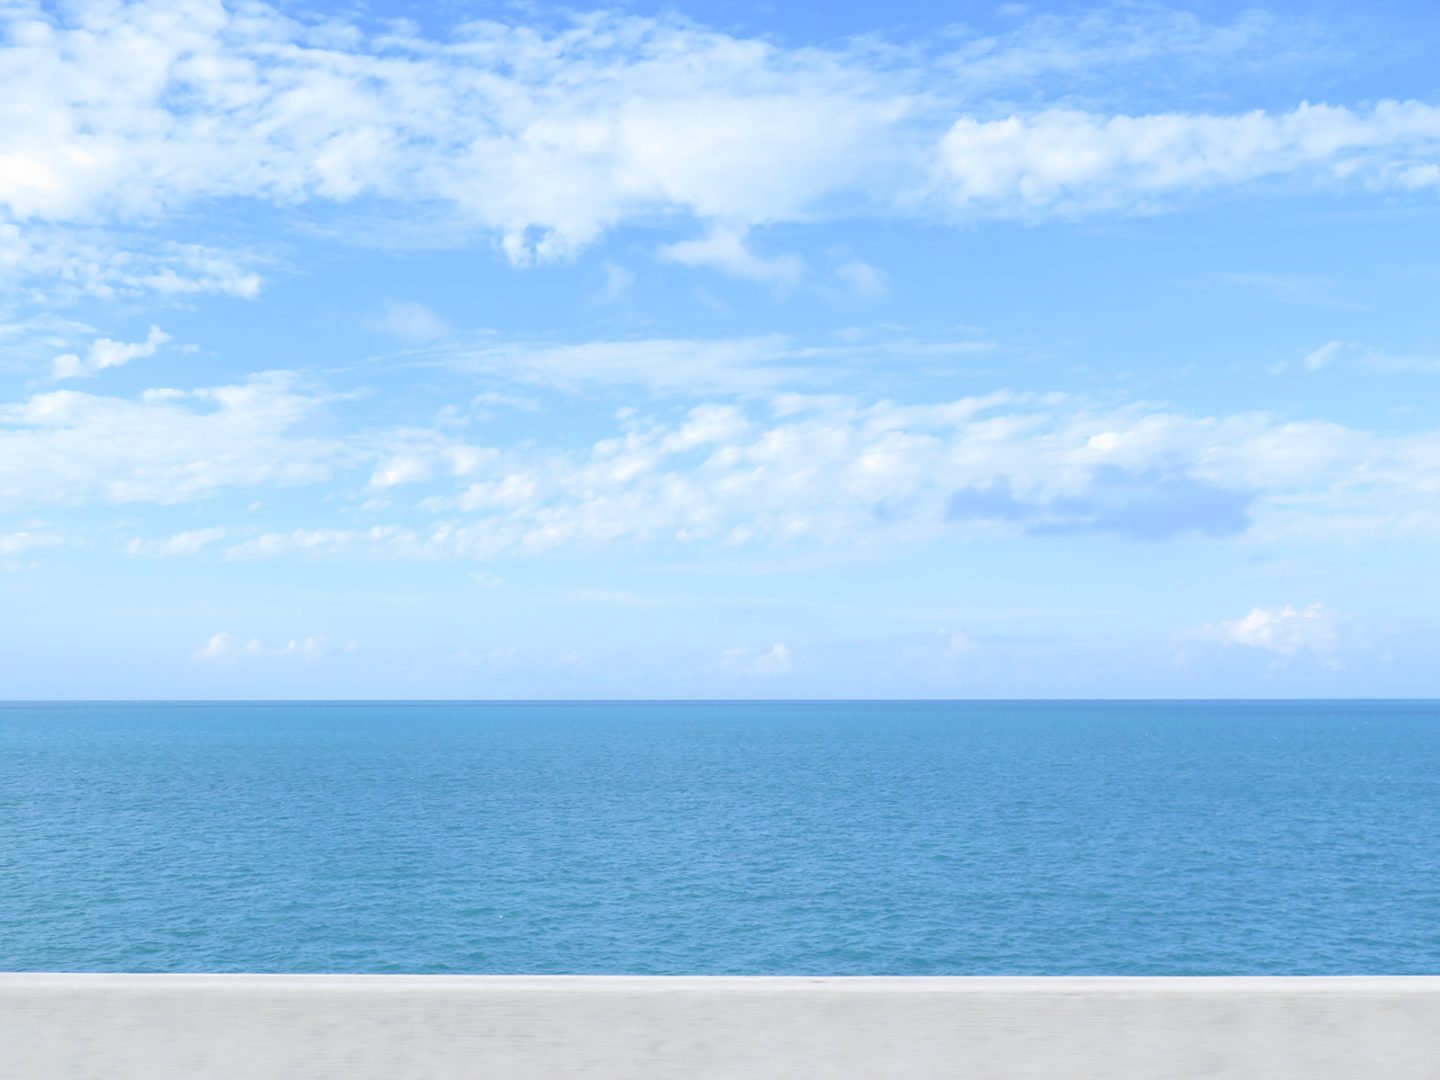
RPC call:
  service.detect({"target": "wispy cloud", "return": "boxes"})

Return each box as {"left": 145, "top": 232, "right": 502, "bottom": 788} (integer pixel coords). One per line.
{"left": 0, "top": 529, "right": 63, "bottom": 557}
{"left": 659, "top": 226, "right": 804, "bottom": 285}
{"left": 52, "top": 324, "right": 170, "bottom": 380}
{"left": 1303, "top": 340, "right": 1346, "bottom": 370}
{"left": 719, "top": 643, "right": 792, "bottom": 676}
{"left": 429, "top": 335, "right": 810, "bottom": 397}
{"left": 1295, "top": 340, "right": 1440, "bottom": 373}
{"left": 1211, "top": 272, "right": 1357, "bottom": 309}
{"left": 936, "top": 103, "right": 1440, "bottom": 218}
{"left": 0, "top": 372, "right": 349, "bottom": 507}
{"left": 126, "top": 527, "right": 232, "bottom": 558}
{"left": 194, "top": 631, "right": 345, "bottom": 661}
{"left": 422, "top": 332, "right": 993, "bottom": 398}
{"left": 0, "top": 225, "right": 262, "bottom": 304}
{"left": 368, "top": 301, "right": 450, "bottom": 343}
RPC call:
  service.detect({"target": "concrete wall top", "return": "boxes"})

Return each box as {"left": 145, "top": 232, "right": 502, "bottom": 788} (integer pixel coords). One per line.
{"left": 4, "top": 974, "right": 1438, "bottom": 1079}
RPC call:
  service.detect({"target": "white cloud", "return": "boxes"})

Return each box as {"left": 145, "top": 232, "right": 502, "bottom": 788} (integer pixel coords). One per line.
{"left": 369, "top": 456, "right": 433, "bottom": 490}
{"left": 1303, "top": 340, "right": 1346, "bottom": 371}
{"left": 52, "top": 324, "right": 170, "bottom": 379}
{"left": 945, "top": 6, "right": 1319, "bottom": 92}
{"left": 370, "top": 301, "right": 449, "bottom": 343}
{"left": 0, "top": 1, "right": 1432, "bottom": 299}
{"left": 427, "top": 332, "right": 994, "bottom": 399}
{"left": 126, "top": 527, "right": 231, "bottom": 557}
{"left": 720, "top": 643, "right": 791, "bottom": 676}
{"left": 435, "top": 335, "right": 810, "bottom": 397}
{"left": 1294, "top": 340, "right": 1440, "bottom": 375}
{"left": 0, "top": 4, "right": 903, "bottom": 270}
{"left": 596, "top": 260, "right": 633, "bottom": 304}
{"left": 14, "top": 356, "right": 1440, "bottom": 558}
{"left": 0, "top": 530, "right": 62, "bottom": 556}
{"left": 0, "top": 224, "right": 261, "bottom": 303}
{"left": 0, "top": 371, "right": 349, "bottom": 507}
{"left": 832, "top": 258, "right": 886, "bottom": 298}
{"left": 195, "top": 631, "right": 330, "bottom": 661}
{"left": 659, "top": 226, "right": 803, "bottom": 284}
{"left": 1348, "top": 344, "right": 1440, "bottom": 374}
{"left": 1208, "top": 603, "right": 1339, "bottom": 659}
{"left": 937, "top": 628, "right": 975, "bottom": 655}
{"left": 221, "top": 525, "right": 421, "bottom": 562}
{"left": 935, "top": 102, "right": 1440, "bottom": 216}
{"left": 204, "top": 389, "right": 1440, "bottom": 560}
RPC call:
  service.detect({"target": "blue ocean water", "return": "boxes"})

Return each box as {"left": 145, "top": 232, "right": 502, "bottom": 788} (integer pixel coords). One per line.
{"left": 1, "top": 700, "right": 1437, "bottom": 975}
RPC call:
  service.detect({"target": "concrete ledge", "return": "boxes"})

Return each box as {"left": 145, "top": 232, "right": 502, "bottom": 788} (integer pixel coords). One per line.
{"left": 3, "top": 975, "right": 1438, "bottom": 1079}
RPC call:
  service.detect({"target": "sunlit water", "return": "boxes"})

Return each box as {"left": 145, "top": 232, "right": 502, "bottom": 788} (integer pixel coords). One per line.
{"left": 2, "top": 700, "right": 1436, "bottom": 974}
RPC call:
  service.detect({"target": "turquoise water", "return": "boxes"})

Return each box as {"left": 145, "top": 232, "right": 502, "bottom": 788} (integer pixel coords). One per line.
{"left": 1, "top": 700, "right": 1437, "bottom": 974}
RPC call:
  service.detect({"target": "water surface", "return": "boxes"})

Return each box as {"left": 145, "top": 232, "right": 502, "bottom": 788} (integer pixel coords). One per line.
{"left": 2, "top": 700, "right": 1436, "bottom": 974}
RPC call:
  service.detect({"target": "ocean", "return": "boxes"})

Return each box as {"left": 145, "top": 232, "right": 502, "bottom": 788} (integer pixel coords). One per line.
{"left": 1, "top": 700, "right": 1436, "bottom": 975}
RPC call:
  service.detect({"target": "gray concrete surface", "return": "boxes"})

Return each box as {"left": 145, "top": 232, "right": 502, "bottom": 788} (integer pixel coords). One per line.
{"left": 2, "top": 974, "right": 1438, "bottom": 1079}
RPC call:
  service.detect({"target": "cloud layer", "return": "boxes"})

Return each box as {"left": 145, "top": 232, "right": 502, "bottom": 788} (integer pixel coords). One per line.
{"left": 0, "top": 371, "right": 343, "bottom": 506}
{"left": 2, "top": 1, "right": 1438, "bottom": 301}
{"left": 28, "top": 364, "right": 1426, "bottom": 559}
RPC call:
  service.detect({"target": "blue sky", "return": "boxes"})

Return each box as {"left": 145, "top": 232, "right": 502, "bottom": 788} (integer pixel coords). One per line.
{"left": 2, "top": 0, "right": 1439, "bottom": 697}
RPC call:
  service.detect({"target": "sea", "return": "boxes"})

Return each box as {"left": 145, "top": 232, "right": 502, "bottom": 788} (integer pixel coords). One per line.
{"left": 1, "top": 700, "right": 1436, "bottom": 975}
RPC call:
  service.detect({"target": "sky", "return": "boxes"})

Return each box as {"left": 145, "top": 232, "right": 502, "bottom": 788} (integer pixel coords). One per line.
{"left": 2, "top": 0, "right": 1439, "bottom": 698}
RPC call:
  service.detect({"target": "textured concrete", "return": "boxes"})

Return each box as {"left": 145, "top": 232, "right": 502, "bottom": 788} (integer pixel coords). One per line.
{"left": 2, "top": 975, "right": 1439, "bottom": 1079}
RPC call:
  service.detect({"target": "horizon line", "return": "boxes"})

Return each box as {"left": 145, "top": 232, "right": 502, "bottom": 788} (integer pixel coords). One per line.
{"left": 2, "top": 698, "right": 1437, "bottom": 705}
